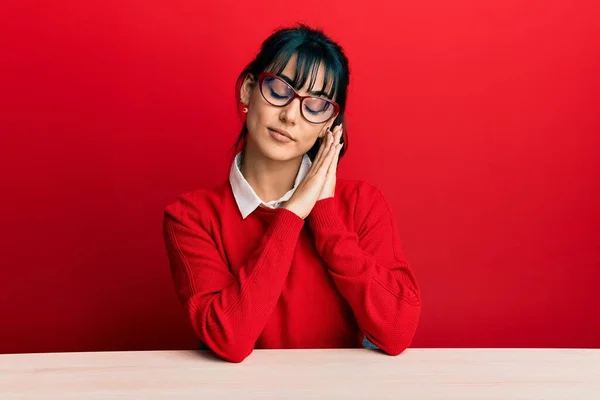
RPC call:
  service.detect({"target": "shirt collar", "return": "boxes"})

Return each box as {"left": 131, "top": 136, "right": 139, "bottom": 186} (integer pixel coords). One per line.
{"left": 229, "top": 152, "right": 312, "bottom": 219}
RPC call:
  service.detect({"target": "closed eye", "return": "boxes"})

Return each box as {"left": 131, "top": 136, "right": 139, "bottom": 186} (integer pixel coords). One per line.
{"left": 269, "top": 89, "right": 288, "bottom": 99}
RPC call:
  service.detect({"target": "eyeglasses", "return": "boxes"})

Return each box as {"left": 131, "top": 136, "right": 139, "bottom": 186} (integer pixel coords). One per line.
{"left": 257, "top": 72, "right": 340, "bottom": 124}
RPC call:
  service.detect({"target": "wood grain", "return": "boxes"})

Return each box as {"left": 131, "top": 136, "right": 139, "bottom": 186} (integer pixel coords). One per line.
{"left": 1, "top": 348, "right": 599, "bottom": 399}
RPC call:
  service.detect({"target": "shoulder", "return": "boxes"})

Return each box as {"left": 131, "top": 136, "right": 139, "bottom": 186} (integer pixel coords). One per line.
{"left": 336, "top": 178, "right": 386, "bottom": 204}
{"left": 335, "top": 178, "right": 391, "bottom": 225}
{"left": 163, "top": 181, "right": 231, "bottom": 229}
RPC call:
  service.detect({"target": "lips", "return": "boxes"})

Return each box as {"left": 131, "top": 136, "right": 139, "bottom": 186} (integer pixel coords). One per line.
{"left": 269, "top": 128, "right": 294, "bottom": 141}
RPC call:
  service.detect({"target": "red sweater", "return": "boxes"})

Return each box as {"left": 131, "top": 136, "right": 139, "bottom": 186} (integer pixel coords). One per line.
{"left": 163, "top": 178, "right": 421, "bottom": 362}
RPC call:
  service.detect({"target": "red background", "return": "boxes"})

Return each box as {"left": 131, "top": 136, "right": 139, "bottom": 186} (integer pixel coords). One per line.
{"left": 1, "top": 1, "right": 598, "bottom": 354}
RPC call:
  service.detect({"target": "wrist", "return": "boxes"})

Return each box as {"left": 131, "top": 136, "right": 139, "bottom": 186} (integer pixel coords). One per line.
{"left": 283, "top": 203, "right": 306, "bottom": 219}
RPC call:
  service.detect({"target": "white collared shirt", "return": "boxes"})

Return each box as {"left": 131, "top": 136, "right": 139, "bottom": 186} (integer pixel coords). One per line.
{"left": 229, "top": 152, "right": 312, "bottom": 219}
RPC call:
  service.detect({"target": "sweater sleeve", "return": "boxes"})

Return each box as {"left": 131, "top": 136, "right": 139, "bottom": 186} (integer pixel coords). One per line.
{"left": 163, "top": 196, "right": 304, "bottom": 363}
{"left": 307, "top": 186, "right": 421, "bottom": 356}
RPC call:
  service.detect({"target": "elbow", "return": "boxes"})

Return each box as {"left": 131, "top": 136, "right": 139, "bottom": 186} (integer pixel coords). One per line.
{"left": 369, "top": 302, "right": 421, "bottom": 357}
{"left": 188, "top": 302, "right": 256, "bottom": 363}
{"left": 191, "top": 318, "right": 255, "bottom": 363}
{"left": 377, "top": 331, "right": 416, "bottom": 357}
{"left": 382, "top": 340, "right": 411, "bottom": 356}
{"left": 367, "top": 333, "right": 412, "bottom": 357}
{"left": 212, "top": 344, "right": 254, "bottom": 363}
{"left": 389, "top": 314, "right": 421, "bottom": 356}
{"left": 215, "top": 350, "right": 252, "bottom": 364}
{"left": 195, "top": 335, "right": 254, "bottom": 363}
{"left": 195, "top": 330, "right": 255, "bottom": 363}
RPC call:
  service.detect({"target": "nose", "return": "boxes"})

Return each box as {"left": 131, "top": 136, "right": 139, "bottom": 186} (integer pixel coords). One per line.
{"left": 279, "top": 97, "right": 301, "bottom": 125}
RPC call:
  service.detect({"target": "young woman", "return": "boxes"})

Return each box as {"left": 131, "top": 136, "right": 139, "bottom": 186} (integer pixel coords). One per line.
{"left": 163, "top": 24, "right": 421, "bottom": 363}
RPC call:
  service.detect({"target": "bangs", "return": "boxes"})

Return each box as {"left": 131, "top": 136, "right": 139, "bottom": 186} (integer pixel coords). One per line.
{"left": 266, "top": 44, "right": 339, "bottom": 100}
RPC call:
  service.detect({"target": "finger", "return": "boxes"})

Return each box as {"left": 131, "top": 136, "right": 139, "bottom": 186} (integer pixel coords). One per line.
{"left": 316, "top": 137, "right": 337, "bottom": 178}
{"left": 322, "top": 145, "right": 341, "bottom": 194}
{"left": 329, "top": 127, "right": 343, "bottom": 168}
{"left": 314, "top": 129, "right": 334, "bottom": 173}
{"left": 326, "top": 126, "right": 342, "bottom": 161}
{"left": 314, "top": 127, "right": 330, "bottom": 167}
{"left": 310, "top": 127, "right": 331, "bottom": 175}
{"left": 327, "top": 143, "right": 342, "bottom": 178}
{"left": 334, "top": 124, "right": 343, "bottom": 144}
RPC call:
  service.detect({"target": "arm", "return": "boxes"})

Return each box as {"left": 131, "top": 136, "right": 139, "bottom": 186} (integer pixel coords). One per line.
{"left": 163, "top": 196, "right": 304, "bottom": 363}
{"left": 307, "top": 186, "right": 421, "bottom": 355}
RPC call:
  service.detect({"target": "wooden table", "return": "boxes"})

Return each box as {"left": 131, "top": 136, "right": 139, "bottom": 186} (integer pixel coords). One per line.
{"left": 1, "top": 348, "right": 599, "bottom": 399}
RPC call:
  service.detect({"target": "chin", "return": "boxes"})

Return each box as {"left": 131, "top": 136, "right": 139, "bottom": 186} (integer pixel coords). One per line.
{"left": 251, "top": 129, "right": 299, "bottom": 161}
{"left": 259, "top": 142, "right": 296, "bottom": 161}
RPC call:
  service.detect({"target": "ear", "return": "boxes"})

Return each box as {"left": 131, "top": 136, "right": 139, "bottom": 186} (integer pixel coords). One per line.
{"left": 318, "top": 123, "right": 333, "bottom": 139}
{"left": 240, "top": 73, "right": 256, "bottom": 106}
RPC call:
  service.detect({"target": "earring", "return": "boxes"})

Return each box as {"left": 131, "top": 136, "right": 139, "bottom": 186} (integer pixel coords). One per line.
{"left": 242, "top": 106, "right": 248, "bottom": 113}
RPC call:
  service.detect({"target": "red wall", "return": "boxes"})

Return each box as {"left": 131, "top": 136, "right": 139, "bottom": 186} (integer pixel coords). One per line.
{"left": 1, "top": 1, "right": 598, "bottom": 354}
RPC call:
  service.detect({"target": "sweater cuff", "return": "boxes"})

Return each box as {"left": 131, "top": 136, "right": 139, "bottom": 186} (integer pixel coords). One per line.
{"left": 308, "top": 198, "right": 346, "bottom": 232}
{"left": 274, "top": 207, "right": 306, "bottom": 238}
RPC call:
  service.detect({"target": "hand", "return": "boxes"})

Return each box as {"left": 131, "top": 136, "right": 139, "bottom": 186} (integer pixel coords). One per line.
{"left": 317, "top": 124, "right": 343, "bottom": 200}
{"left": 284, "top": 125, "right": 343, "bottom": 219}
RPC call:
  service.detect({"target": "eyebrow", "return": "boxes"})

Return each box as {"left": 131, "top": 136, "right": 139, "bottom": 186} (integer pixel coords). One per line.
{"left": 278, "top": 73, "right": 332, "bottom": 98}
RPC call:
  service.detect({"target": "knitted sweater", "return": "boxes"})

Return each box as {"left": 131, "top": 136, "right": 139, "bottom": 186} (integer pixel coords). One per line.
{"left": 163, "top": 178, "right": 421, "bottom": 362}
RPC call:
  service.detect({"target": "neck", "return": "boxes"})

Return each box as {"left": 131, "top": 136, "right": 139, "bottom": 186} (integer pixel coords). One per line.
{"left": 240, "top": 142, "right": 303, "bottom": 203}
